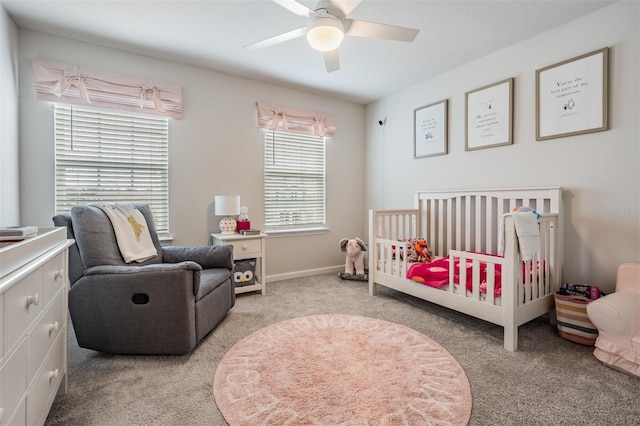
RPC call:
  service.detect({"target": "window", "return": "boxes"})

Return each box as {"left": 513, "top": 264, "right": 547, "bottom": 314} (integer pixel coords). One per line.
{"left": 264, "top": 130, "right": 326, "bottom": 232}
{"left": 54, "top": 104, "right": 170, "bottom": 235}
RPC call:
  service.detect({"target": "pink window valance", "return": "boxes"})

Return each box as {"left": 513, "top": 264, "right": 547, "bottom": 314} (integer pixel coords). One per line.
{"left": 32, "top": 58, "right": 182, "bottom": 119}
{"left": 257, "top": 101, "right": 335, "bottom": 137}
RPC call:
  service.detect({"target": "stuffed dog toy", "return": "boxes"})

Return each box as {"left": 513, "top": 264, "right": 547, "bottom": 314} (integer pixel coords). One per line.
{"left": 339, "top": 237, "right": 367, "bottom": 276}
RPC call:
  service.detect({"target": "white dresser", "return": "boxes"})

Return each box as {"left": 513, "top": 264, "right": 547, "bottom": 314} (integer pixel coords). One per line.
{"left": 0, "top": 228, "right": 73, "bottom": 426}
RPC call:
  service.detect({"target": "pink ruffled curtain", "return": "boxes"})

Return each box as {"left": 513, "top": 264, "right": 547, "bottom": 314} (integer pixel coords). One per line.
{"left": 32, "top": 58, "right": 182, "bottom": 119}
{"left": 257, "top": 101, "right": 335, "bottom": 137}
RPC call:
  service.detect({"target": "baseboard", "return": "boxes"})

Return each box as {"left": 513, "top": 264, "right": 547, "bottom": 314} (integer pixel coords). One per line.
{"left": 266, "top": 265, "right": 343, "bottom": 283}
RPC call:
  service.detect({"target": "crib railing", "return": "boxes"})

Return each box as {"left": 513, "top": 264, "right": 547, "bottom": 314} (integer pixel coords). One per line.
{"left": 369, "top": 211, "right": 560, "bottom": 307}
{"left": 448, "top": 250, "right": 505, "bottom": 306}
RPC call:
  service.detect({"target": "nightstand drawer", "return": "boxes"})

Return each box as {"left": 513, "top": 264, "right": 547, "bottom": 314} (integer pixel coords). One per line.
{"left": 229, "top": 239, "right": 261, "bottom": 256}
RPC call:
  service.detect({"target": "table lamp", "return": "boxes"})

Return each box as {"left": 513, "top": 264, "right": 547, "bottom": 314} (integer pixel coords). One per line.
{"left": 215, "top": 195, "right": 240, "bottom": 234}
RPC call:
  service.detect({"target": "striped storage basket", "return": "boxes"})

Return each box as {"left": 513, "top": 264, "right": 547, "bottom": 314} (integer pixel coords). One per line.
{"left": 554, "top": 292, "right": 598, "bottom": 346}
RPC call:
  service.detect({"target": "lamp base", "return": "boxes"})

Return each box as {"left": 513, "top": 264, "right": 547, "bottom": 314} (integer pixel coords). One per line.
{"left": 219, "top": 217, "right": 237, "bottom": 234}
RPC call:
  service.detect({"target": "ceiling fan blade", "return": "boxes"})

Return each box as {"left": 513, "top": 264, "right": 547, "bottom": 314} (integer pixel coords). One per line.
{"left": 345, "top": 19, "right": 419, "bottom": 42}
{"left": 323, "top": 50, "right": 340, "bottom": 73}
{"left": 272, "top": 0, "right": 313, "bottom": 18}
{"left": 244, "top": 26, "right": 308, "bottom": 49}
{"left": 326, "top": 0, "right": 362, "bottom": 18}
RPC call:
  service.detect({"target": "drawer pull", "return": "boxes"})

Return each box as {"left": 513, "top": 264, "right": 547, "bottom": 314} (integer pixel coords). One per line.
{"left": 0, "top": 407, "right": 4, "bottom": 424}
{"left": 242, "top": 245, "right": 247, "bottom": 250}
{"left": 26, "top": 293, "right": 39, "bottom": 307}
{"left": 49, "top": 369, "right": 60, "bottom": 381}
{"left": 49, "top": 321, "right": 60, "bottom": 334}
{"left": 54, "top": 269, "right": 64, "bottom": 279}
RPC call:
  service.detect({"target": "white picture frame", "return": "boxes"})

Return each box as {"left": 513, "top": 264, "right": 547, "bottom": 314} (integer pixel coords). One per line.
{"left": 414, "top": 99, "right": 448, "bottom": 158}
{"left": 465, "top": 78, "right": 514, "bottom": 151}
{"left": 536, "top": 47, "right": 609, "bottom": 141}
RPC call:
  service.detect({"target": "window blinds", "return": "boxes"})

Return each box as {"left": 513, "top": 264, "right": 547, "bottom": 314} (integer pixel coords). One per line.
{"left": 54, "top": 104, "right": 170, "bottom": 235}
{"left": 264, "top": 131, "right": 326, "bottom": 230}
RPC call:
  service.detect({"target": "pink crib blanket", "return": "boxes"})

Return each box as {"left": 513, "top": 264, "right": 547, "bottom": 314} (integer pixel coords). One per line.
{"left": 407, "top": 255, "right": 503, "bottom": 296}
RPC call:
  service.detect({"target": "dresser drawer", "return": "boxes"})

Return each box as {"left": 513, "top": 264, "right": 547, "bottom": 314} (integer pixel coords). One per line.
{"left": 27, "top": 292, "right": 64, "bottom": 385}
{"left": 0, "top": 293, "right": 3, "bottom": 359}
{"left": 26, "top": 334, "right": 64, "bottom": 426}
{"left": 42, "top": 254, "right": 65, "bottom": 307}
{"left": 5, "top": 397, "right": 25, "bottom": 426}
{"left": 0, "top": 339, "right": 27, "bottom": 426}
{"left": 5, "top": 268, "right": 44, "bottom": 352}
{"left": 229, "top": 238, "right": 261, "bottom": 256}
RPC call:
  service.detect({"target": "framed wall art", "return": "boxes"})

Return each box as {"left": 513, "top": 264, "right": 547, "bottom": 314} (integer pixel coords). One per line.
{"left": 465, "top": 78, "right": 513, "bottom": 151}
{"left": 536, "top": 47, "right": 609, "bottom": 141}
{"left": 414, "top": 99, "right": 448, "bottom": 158}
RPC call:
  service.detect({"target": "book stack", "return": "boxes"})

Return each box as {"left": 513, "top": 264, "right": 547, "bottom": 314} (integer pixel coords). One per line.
{"left": 558, "top": 283, "right": 603, "bottom": 299}
{"left": 240, "top": 229, "right": 261, "bottom": 236}
{"left": 0, "top": 226, "right": 38, "bottom": 238}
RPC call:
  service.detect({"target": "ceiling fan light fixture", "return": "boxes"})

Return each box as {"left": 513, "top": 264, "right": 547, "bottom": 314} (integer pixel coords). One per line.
{"left": 306, "top": 15, "right": 344, "bottom": 52}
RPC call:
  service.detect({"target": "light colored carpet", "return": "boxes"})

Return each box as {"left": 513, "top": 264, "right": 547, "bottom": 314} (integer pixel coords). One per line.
{"left": 213, "top": 314, "right": 471, "bottom": 425}
{"left": 46, "top": 273, "right": 639, "bottom": 425}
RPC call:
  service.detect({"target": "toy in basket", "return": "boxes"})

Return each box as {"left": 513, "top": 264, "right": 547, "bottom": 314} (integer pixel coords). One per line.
{"left": 555, "top": 283, "right": 603, "bottom": 346}
{"left": 338, "top": 237, "right": 368, "bottom": 281}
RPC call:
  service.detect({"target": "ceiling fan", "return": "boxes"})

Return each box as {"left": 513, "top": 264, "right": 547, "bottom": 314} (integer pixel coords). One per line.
{"left": 245, "top": 0, "right": 419, "bottom": 73}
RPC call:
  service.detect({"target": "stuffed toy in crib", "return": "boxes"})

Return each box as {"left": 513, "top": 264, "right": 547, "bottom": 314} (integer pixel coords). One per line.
{"left": 406, "top": 237, "right": 433, "bottom": 263}
{"left": 338, "top": 237, "right": 368, "bottom": 281}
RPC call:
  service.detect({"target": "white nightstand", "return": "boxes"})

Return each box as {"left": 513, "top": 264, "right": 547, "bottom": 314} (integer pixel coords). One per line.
{"left": 211, "top": 233, "right": 266, "bottom": 295}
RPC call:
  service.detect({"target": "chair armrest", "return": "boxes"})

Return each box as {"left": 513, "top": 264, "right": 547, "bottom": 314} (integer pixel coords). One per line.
{"left": 587, "top": 292, "right": 640, "bottom": 338}
{"left": 162, "top": 245, "right": 234, "bottom": 270}
{"left": 80, "top": 261, "right": 203, "bottom": 296}
{"left": 84, "top": 261, "right": 202, "bottom": 276}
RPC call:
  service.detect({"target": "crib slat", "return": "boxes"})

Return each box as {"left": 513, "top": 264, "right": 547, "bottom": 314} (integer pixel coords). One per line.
{"left": 472, "top": 259, "right": 480, "bottom": 300}
{"left": 475, "top": 196, "right": 482, "bottom": 252}
{"left": 430, "top": 200, "right": 437, "bottom": 254}
{"left": 524, "top": 259, "right": 532, "bottom": 303}
{"left": 486, "top": 263, "right": 495, "bottom": 305}
{"left": 448, "top": 255, "right": 456, "bottom": 293}
{"left": 486, "top": 197, "right": 494, "bottom": 254}
{"left": 543, "top": 219, "right": 551, "bottom": 295}
{"left": 439, "top": 200, "right": 445, "bottom": 256}
{"left": 446, "top": 198, "right": 453, "bottom": 256}
{"left": 456, "top": 196, "right": 462, "bottom": 251}
{"left": 456, "top": 255, "right": 465, "bottom": 295}
{"left": 465, "top": 195, "right": 472, "bottom": 251}
{"left": 535, "top": 252, "right": 543, "bottom": 299}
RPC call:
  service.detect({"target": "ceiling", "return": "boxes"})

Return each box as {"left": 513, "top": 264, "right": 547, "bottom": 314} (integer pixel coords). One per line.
{"left": 2, "top": 0, "right": 615, "bottom": 105}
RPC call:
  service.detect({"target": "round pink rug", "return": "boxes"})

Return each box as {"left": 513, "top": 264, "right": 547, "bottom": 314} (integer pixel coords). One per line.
{"left": 213, "top": 314, "right": 471, "bottom": 425}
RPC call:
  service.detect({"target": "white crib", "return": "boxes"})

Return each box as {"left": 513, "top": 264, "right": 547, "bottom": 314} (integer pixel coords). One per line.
{"left": 368, "top": 187, "right": 563, "bottom": 351}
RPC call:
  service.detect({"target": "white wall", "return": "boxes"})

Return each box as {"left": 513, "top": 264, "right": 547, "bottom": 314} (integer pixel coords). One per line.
{"left": 0, "top": 6, "right": 19, "bottom": 225}
{"left": 365, "top": 1, "right": 639, "bottom": 292}
{"left": 17, "top": 29, "right": 365, "bottom": 278}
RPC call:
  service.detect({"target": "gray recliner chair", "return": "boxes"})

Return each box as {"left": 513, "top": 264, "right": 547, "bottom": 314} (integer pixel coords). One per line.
{"left": 53, "top": 204, "right": 235, "bottom": 355}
